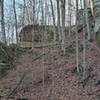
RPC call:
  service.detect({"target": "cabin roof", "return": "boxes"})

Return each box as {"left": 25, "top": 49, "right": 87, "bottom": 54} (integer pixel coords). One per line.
{"left": 19, "top": 24, "right": 56, "bottom": 35}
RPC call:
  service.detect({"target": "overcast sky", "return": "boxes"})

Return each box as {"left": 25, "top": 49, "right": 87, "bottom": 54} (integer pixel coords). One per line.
{"left": 2, "top": 0, "right": 77, "bottom": 44}
{"left": 4, "top": 0, "right": 23, "bottom": 19}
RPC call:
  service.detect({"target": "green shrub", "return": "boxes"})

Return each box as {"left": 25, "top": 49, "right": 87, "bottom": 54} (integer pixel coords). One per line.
{"left": 0, "top": 42, "right": 24, "bottom": 78}
{"left": 79, "top": 68, "right": 96, "bottom": 87}
{"left": 65, "top": 42, "right": 83, "bottom": 54}
{"left": 71, "top": 63, "right": 96, "bottom": 87}
{"left": 0, "top": 63, "right": 12, "bottom": 78}
{"left": 71, "top": 64, "right": 83, "bottom": 75}
{"left": 47, "top": 29, "right": 54, "bottom": 41}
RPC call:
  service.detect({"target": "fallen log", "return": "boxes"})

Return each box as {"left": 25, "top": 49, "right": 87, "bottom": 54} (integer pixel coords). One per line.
{"left": 32, "top": 52, "right": 47, "bottom": 61}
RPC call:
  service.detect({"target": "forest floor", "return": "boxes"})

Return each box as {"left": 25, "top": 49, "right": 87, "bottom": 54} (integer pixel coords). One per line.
{"left": 0, "top": 41, "right": 100, "bottom": 100}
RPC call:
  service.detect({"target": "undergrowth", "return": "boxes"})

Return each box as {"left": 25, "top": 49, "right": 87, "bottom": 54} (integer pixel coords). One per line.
{"left": 0, "top": 42, "right": 24, "bottom": 78}
{"left": 96, "top": 29, "right": 100, "bottom": 46}
{"left": 71, "top": 62, "right": 96, "bottom": 87}
{"left": 65, "top": 41, "right": 83, "bottom": 55}
{"left": 33, "top": 69, "right": 50, "bottom": 85}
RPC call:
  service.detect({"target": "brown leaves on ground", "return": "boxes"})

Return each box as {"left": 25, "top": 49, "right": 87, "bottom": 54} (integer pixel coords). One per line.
{"left": 0, "top": 43, "right": 100, "bottom": 100}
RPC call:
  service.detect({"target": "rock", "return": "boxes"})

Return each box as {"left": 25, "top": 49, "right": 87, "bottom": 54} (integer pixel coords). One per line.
{"left": 95, "top": 80, "right": 100, "bottom": 85}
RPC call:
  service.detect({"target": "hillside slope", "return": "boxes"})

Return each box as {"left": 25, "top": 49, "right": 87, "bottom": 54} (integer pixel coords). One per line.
{"left": 0, "top": 41, "right": 100, "bottom": 100}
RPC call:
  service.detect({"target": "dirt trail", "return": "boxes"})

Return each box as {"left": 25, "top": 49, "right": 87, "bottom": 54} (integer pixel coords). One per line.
{"left": 0, "top": 44, "right": 100, "bottom": 100}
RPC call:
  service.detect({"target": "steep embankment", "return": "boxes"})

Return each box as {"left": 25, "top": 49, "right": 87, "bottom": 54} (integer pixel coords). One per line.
{"left": 0, "top": 41, "right": 100, "bottom": 100}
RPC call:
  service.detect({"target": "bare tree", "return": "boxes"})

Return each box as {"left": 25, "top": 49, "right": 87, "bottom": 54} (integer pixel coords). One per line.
{"left": 56, "top": 0, "right": 61, "bottom": 41}
{"left": 22, "top": 0, "right": 26, "bottom": 26}
{"left": 32, "top": 0, "right": 36, "bottom": 24}
{"left": 32, "top": 0, "right": 36, "bottom": 49}
{"left": 68, "top": 0, "right": 72, "bottom": 39}
{"left": 36, "top": 0, "right": 41, "bottom": 24}
{"left": 84, "top": 0, "right": 90, "bottom": 40}
{"left": 61, "top": 0, "right": 66, "bottom": 53}
{"left": 75, "top": 0, "right": 79, "bottom": 73}
{"left": 13, "top": 0, "right": 18, "bottom": 44}
{"left": 50, "top": 0, "right": 56, "bottom": 41}
{"left": 40, "top": 0, "right": 44, "bottom": 25}
{"left": 94, "top": 0, "right": 100, "bottom": 34}
{"left": 0, "top": 0, "right": 6, "bottom": 44}
{"left": 83, "top": 1, "right": 86, "bottom": 75}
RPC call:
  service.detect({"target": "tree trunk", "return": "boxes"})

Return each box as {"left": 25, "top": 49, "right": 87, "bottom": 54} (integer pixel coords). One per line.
{"left": 76, "top": 0, "right": 79, "bottom": 73}
{"left": 0, "top": 0, "right": 6, "bottom": 44}
{"left": 56, "top": 0, "right": 61, "bottom": 41}
{"left": 61, "top": 0, "right": 66, "bottom": 53}
{"left": 84, "top": 0, "right": 90, "bottom": 40}
{"left": 22, "top": 0, "right": 25, "bottom": 26}
{"left": 50, "top": 0, "right": 56, "bottom": 41}
{"left": 13, "top": 0, "right": 18, "bottom": 44}
{"left": 83, "top": 3, "right": 86, "bottom": 76}
{"left": 94, "top": 0, "right": 100, "bottom": 33}
{"left": 33, "top": 0, "right": 35, "bottom": 24}
{"left": 41, "top": 0, "right": 44, "bottom": 25}
{"left": 32, "top": 0, "right": 36, "bottom": 49}
{"left": 68, "top": 0, "right": 72, "bottom": 38}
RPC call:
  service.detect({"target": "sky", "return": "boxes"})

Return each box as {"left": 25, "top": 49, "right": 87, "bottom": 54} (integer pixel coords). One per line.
{"left": 4, "top": 0, "right": 23, "bottom": 43}
{"left": 4, "top": 0, "right": 23, "bottom": 20}
{"left": 3, "top": 0, "right": 77, "bottom": 44}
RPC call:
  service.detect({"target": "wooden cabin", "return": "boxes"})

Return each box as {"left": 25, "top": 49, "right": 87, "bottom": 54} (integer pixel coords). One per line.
{"left": 19, "top": 24, "right": 55, "bottom": 48}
